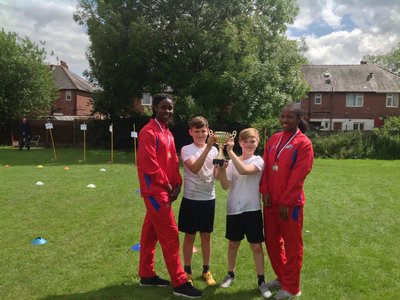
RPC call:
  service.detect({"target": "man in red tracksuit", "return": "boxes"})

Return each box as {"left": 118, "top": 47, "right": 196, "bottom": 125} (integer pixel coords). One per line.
{"left": 137, "top": 93, "right": 202, "bottom": 298}
{"left": 260, "top": 103, "right": 314, "bottom": 299}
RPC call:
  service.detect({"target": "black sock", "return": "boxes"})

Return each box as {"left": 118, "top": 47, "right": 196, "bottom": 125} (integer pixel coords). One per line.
{"left": 184, "top": 265, "right": 192, "bottom": 274}
{"left": 202, "top": 265, "right": 209, "bottom": 273}
{"left": 228, "top": 271, "right": 235, "bottom": 278}
{"left": 258, "top": 274, "right": 265, "bottom": 286}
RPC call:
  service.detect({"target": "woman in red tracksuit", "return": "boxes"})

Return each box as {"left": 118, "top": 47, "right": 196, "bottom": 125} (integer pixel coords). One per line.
{"left": 259, "top": 103, "right": 314, "bottom": 300}
{"left": 137, "top": 93, "right": 202, "bottom": 298}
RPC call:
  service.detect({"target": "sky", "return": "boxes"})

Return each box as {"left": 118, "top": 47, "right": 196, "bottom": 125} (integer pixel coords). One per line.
{"left": 1, "top": 0, "right": 400, "bottom": 77}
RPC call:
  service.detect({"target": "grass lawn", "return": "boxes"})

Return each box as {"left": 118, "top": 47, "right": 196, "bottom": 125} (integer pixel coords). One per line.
{"left": 0, "top": 147, "right": 399, "bottom": 299}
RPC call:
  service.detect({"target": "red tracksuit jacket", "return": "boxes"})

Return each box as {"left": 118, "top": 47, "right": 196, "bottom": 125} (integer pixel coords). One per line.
{"left": 137, "top": 118, "right": 182, "bottom": 198}
{"left": 259, "top": 129, "right": 314, "bottom": 207}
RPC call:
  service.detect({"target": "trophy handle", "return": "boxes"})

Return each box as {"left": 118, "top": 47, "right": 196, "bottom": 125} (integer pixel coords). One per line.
{"left": 230, "top": 130, "right": 237, "bottom": 139}
{"left": 209, "top": 130, "right": 214, "bottom": 137}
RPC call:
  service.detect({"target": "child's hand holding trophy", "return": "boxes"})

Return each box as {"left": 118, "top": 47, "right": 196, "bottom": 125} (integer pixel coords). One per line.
{"left": 209, "top": 130, "right": 237, "bottom": 166}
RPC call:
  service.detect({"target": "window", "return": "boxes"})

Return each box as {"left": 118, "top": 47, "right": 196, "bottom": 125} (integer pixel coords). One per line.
{"left": 65, "top": 90, "right": 72, "bottom": 101}
{"left": 315, "top": 94, "right": 322, "bottom": 105}
{"left": 141, "top": 93, "right": 152, "bottom": 106}
{"left": 386, "top": 93, "right": 399, "bottom": 107}
{"left": 295, "top": 99, "right": 301, "bottom": 104}
{"left": 346, "top": 94, "right": 363, "bottom": 107}
{"left": 353, "top": 123, "right": 364, "bottom": 130}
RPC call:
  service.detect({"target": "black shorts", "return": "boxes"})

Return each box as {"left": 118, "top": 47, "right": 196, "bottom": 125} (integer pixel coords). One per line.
{"left": 226, "top": 210, "right": 264, "bottom": 243}
{"left": 178, "top": 197, "right": 215, "bottom": 234}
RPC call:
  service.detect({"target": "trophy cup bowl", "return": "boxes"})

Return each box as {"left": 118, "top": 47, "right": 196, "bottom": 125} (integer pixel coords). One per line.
{"left": 209, "top": 130, "right": 237, "bottom": 166}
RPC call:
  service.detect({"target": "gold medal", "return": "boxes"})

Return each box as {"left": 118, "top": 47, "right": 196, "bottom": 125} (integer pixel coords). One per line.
{"left": 272, "top": 163, "right": 279, "bottom": 172}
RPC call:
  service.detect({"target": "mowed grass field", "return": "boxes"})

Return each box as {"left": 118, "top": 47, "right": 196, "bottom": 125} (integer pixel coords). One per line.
{"left": 0, "top": 147, "right": 399, "bottom": 300}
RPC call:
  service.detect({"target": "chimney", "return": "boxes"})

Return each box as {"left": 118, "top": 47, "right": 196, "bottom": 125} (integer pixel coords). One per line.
{"left": 360, "top": 60, "right": 367, "bottom": 64}
{"left": 60, "top": 60, "right": 69, "bottom": 69}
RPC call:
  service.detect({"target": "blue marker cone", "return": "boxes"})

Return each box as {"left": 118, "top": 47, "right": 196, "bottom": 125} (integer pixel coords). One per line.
{"left": 131, "top": 243, "right": 140, "bottom": 252}
{"left": 32, "top": 237, "right": 47, "bottom": 245}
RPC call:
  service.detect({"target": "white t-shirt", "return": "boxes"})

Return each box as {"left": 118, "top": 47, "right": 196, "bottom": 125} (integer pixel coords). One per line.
{"left": 226, "top": 155, "right": 264, "bottom": 215}
{"left": 181, "top": 143, "right": 218, "bottom": 200}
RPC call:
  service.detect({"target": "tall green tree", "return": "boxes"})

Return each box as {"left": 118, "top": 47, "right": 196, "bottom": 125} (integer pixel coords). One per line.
{"left": 74, "top": 0, "right": 309, "bottom": 123}
{"left": 0, "top": 30, "right": 57, "bottom": 125}
{"left": 364, "top": 43, "right": 400, "bottom": 75}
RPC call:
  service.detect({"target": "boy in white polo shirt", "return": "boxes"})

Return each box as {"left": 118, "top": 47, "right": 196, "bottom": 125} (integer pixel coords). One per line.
{"left": 216, "top": 128, "right": 272, "bottom": 299}
{"left": 178, "top": 116, "right": 218, "bottom": 286}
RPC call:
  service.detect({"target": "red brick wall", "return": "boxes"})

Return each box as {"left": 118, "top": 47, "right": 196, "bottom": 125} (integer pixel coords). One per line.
{"left": 302, "top": 92, "right": 400, "bottom": 120}
{"left": 52, "top": 90, "right": 74, "bottom": 115}
{"left": 52, "top": 90, "right": 93, "bottom": 116}
{"left": 76, "top": 91, "right": 93, "bottom": 116}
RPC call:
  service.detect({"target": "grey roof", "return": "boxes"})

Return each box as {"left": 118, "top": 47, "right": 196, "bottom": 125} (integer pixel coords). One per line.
{"left": 301, "top": 64, "right": 400, "bottom": 93}
{"left": 51, "top": 65, "right": 96, "bottom": 92}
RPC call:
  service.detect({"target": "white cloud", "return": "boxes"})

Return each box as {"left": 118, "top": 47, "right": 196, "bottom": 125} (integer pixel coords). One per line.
{"left": 0, "top": 0, "right": 89, "bottom": 76}
{"left": 291, "top": 0, "right": 400, "bottom": 64}
{"left": 320, "top": 0, "right": 342, "bottom": 28}
{"left": 1, "top": 0, "right": 400, "bottom": 74}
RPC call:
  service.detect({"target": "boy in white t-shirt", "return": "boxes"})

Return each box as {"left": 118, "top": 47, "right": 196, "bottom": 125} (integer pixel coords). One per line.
{"left": 215, "top": 128, "right": 272, "bottom": 299}
{"left": 178, "top": 116, "right": 218, "bottom": 286}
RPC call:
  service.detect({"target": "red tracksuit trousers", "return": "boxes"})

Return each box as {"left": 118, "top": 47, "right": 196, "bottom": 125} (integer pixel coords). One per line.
{"left": 139, "top": 195, "right": 187, "bottom": 288}
{"left": 264, "top": 205, "right": 304, "bottom": 295}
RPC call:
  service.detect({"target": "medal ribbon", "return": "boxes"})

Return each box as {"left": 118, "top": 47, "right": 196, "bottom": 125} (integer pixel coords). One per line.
{"left": 154, "top": 118, "right": 171, "bottom": 147}
{"left": 274, "top": 130, "right": 298, "bottom": 163}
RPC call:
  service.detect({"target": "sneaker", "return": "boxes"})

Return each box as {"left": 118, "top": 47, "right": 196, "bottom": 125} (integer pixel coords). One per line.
{"left": 187, "top": 274, "right": 193, "bottom": 286}
{"left": 140, "top": 275, "right": 170, "bottom": 287}
{"left": 274, "top": 289, "right": 301, "bottom": 299}
{"left": 173, "top": 282, "right": 203, "bottom": 298}
{"left": 220, "top": 275, "right": 235, "bottom": 288}
{"left": 202, "top": 271, "right": 216, "bottom": 286}
{"left": 265, "top": 279, "right": 281, "bottom": 290}
{"left": 258, "top": 282, "right": 273, "bottom": 298}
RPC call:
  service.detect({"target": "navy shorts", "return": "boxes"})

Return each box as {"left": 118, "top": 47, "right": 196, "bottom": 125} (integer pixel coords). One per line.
{"left": 178, "top": 197, "right": 215, "bottom": 234}
{"left": 226, "top": 210, "right": 264, "bottom": 243}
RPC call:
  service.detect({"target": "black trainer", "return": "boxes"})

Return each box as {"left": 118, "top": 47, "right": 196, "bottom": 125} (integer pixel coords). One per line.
{"left": 173, "top": 282, "right": 203, "bottom": 298}
{"left": 140, "top": 275, "right": 170, "bottom": 287}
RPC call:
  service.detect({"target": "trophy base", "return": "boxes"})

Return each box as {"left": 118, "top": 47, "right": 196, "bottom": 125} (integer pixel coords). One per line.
{"left": 213, "top": 158, "right": 227, "bottom": 166}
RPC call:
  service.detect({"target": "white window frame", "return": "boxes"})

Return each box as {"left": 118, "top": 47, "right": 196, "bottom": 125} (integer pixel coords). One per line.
{"left": 295, "top": 99, "right": 301, "bottom": 104}
{"left": 353, "top": 122, "right": 364, "bottom": 130}
{"left": 65, "top": 90, "right": 72, "bottom": 101}
{"left": 386, "top": 93, "right": 399, "bottom": 107}
{"left": 346, "top": 94, "right": 363, "bottom": 107}
{"left": 315, "top": 94, "right": 322, "bottom": 105}
{"left": 141, "top": 93, "right": 152, "bottom": 106}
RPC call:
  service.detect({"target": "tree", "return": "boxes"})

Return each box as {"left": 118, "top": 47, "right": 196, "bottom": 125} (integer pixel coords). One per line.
{"left": 383, "top": 116, "right": 400, "bottom": 132}
{"left": 364, "top": 43, "right": 400, "bottom": 75}
{"left": 0, "top": 30, "right": 57, "bottom": 125}
{"left": 74, "top": 0, "right": 309, "bottom": 124}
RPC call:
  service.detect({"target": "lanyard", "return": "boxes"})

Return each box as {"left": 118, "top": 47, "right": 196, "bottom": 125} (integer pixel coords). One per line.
{"left": 274, "top": 130, "right": 298, "bottom": 162}
{"left": 154, "top": 118, "right": 171, "bottom": 147}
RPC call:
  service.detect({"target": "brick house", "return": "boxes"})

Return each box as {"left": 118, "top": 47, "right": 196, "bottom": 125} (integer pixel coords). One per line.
{"left": 300, "top": 63, "right": 400, "bottom": 131}
{"left": 50, "top": 61, "right": 96, "bottom": 117}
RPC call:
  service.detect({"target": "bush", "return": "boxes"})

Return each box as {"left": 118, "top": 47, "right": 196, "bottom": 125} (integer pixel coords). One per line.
{"left": 370, "top": 130, "right": 400, "bottom": 159}
{"left": 309, "top": 129, "right": 400, "bottom": 159}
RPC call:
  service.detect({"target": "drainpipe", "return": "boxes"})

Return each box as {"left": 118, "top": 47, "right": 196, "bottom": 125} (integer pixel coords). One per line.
{"left": 308, "top": 93, "right": 311, "bottom": 123}
{"left": 330, "top": 87, "right": 333, "bottom": 130}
